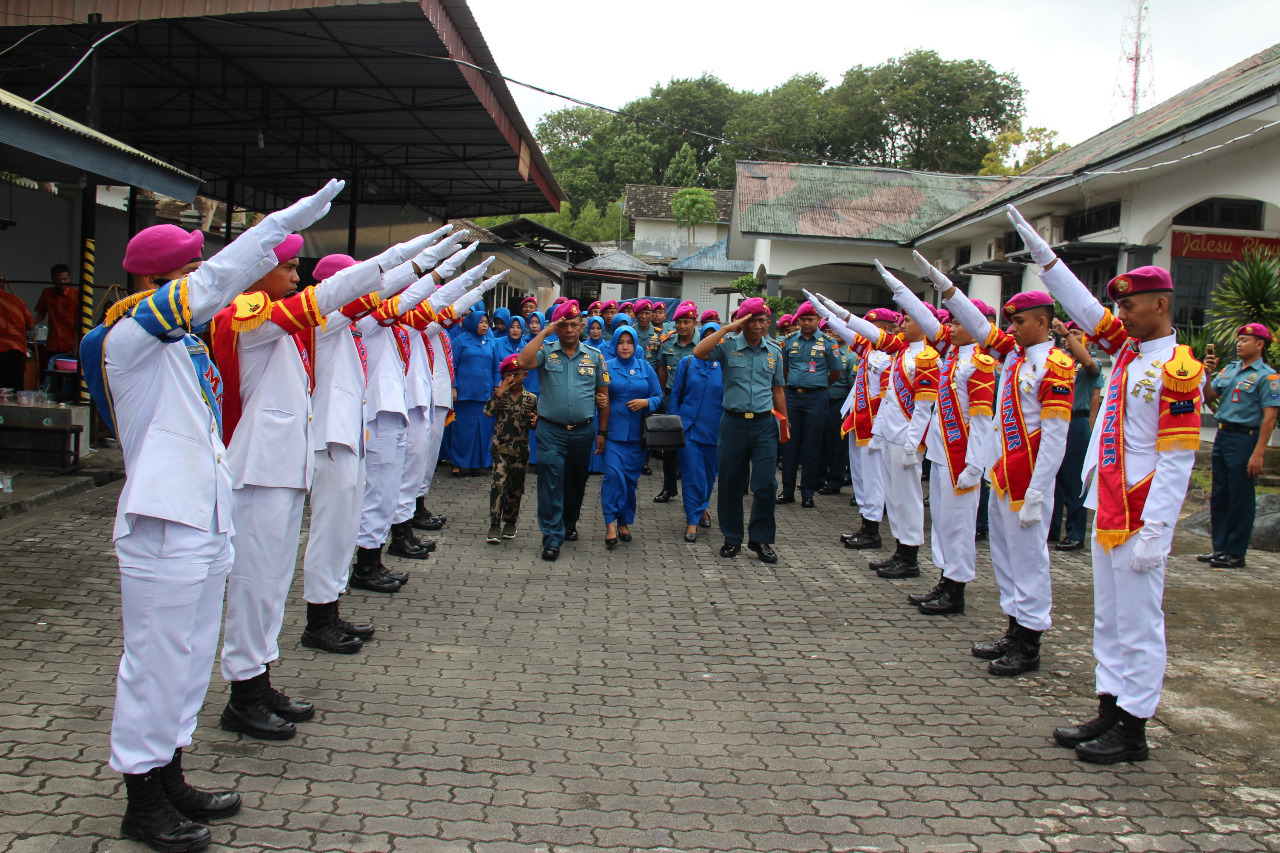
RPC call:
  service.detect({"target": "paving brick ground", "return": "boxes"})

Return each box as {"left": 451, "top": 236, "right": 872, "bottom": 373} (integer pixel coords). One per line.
{"left": 2, "top": 465, "right": 1279, "bottom": 852}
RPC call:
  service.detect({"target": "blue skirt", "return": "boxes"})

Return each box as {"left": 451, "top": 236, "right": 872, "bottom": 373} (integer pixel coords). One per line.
{"left": 449, "top": 400, "right": 493, "bottom": 468}
{"left": 601, "top": 439, "right": 645, "bottom": 525}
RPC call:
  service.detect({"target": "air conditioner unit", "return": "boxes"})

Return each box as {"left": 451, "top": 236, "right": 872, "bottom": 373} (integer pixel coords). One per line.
{"left": 1033, "top": 215, "right": 1066, "bottom": 246}
{"left": 986, "top": 237, "right": 1006, "bottom": 261}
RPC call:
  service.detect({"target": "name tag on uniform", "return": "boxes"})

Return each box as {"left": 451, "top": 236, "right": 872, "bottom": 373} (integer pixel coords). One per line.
{"left": 808, "top": 361, "right": 817, "bottom": 373}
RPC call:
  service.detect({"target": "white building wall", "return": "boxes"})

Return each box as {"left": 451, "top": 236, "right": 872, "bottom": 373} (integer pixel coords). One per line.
{"left": 633, "top": 219, "right": 728, "bottom": 259}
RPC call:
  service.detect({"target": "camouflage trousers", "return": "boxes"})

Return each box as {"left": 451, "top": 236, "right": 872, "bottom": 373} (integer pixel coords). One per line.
{"left": 490, "top": 452, "right": 528, "bottom": 526}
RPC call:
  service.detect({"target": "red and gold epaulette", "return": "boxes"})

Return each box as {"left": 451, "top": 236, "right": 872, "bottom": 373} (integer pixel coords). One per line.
{"left": 104, "top": 289, "right": 157, "bottom": 327}
{"left": 340, "top": 292, "right": 381, "bottom": 320}
{"left": 967, "top": 352, "right": 998, "bottom": 417}
{"left": 229, "top": 292, "right": 272, "bottom": 332}
{"left": 1157, "top": 344, "right": 1204, "bottom": 451}
{"left": 1090, "top": 309, "right": 1129, "bottom": 356}
{"left": 913, "top": 346, "right": 940, "bottom": 402}
{"left": 1038, "top": 347, "right": 1076, "bottom": 419}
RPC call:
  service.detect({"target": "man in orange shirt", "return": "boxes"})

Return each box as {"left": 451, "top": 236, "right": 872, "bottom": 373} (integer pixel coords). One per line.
{"left": 35, "top": 264, "right": 80, "bottom": 354}
{"left": 0, "top": 279, "right": 34, "bottom": 390}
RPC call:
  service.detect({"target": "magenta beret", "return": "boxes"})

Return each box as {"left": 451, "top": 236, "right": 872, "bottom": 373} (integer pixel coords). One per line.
{"left": 1107, "top": 266, "right": 1173, "bottom": 302}
{"left": 734, "top": 297, "right": 770, "bottom": 320}
{"left": 122, "top": 225, "right": 204, "bottom": 276}
{"left": 601, "top": 300, "right": 618, "bottom": 311}
{"left": 864, "top": 308, "right": 901, "bottom": 325}
{"left": 274, "top": 233, "right": 304, "bottom": 264}
{"left": 672, "top": 300, "right": 698, "bottom": 321}
{"left": 634, "top": 299, "right": 652, "bottom": 312}
{"left": 1238, "top": 322, "right": 1272, "bottom": 342}
{"left": 1002, "top": 290, "right": 1054, "bottom": 318}
{"left": 553, "top": 296, "right": 568, "bottom": 306}
{"left": 313, "top": 254, "right": 357, "bottom": 282}
{"left": 970, "top": 298, "right": 997, "bottom": 319}
{"left": 699, "top": 309, "right": 720, "bottom": 323}
{"left": 936, "top": 309, "right": 951, "bottom": 325}
{"left": 520, "top": 295, "right": 537, "bottom": 307}
{"left": 499, "top": 354, "right": 523, "bottom": 374}
{"left": 588, "top": 301, "right": 602, "bottom": 311}
{"left": 794, "top": 300, "right": 818, "bottom": 318}
{"left": 551, "top": 300, "right": 580, "bottom": 323}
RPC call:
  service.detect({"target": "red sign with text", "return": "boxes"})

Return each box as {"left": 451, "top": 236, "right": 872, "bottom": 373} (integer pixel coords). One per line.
{"left": 1172, "top": 231, "right": 1280, "bottom": 260}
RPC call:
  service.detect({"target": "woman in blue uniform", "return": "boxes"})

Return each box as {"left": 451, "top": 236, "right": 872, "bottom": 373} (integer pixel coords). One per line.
{"left": 491, "top": 306, "right": 511, "bottom": 341}
{"left": 522, "top": 311, "right": 544, "bottom": 465}
{"left": 586, "top": 315, "right": 608, "bottom": 473}
{"left": 600, "top": 314, "right": 631, "bottom": 360}
{"left": 493, "top": 313, "right": 525, "bottom": 383}
{"left": 449, "top": 308, "right": 495, "bottom": 475}
{"left": 668, "top": 323, "right": 725, "bottom": 542}
{"left": 601, "top": 326, "right": 663, "bottom": 548}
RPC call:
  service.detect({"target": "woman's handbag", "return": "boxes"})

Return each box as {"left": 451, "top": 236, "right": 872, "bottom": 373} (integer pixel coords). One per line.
{"left": 641, "top": 413, "right": 686, "bottom": 450}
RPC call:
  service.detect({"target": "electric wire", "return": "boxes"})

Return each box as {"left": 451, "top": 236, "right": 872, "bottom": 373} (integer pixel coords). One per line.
{"left": 30, "top": 23, "right": 134, "bottom": 104}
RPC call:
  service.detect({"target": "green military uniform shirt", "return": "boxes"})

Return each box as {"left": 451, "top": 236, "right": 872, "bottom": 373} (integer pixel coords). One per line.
{"left": 782, "top": 329, "right": 842, "bottom": 389}
{"left": 827, "top": 344, "right": 855, "bottom": 401}
{"left": 534, "top": 341, "right": 610, "bottom": 423}
{"left": 483, "top": 388, "right": 538, "bottom": 461}
{"left": 1212, "top": 358, "right": 1280, "bottom": 427}
{"left": 657, "top": 335, "right": 697, "bottom": 390}
{"left": 706, "top": 333, "right": 784, "bottom": 413}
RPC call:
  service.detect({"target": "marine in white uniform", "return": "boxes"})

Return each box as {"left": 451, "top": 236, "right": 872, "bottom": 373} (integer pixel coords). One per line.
{"left": 833, "top": 309, "right": 895, "bottom": 550}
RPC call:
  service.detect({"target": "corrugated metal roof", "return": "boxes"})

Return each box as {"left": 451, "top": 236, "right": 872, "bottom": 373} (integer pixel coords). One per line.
{"left": 669, "top": 239, "right": 752, "bottom": 274}
{"left": 576, "top": 249, "right": 659, "bottom": 274}
{"left": 0, "top": 88, "right": 198, "bottom": 179}
{"left": 735, "top": 161, "right": 1005, "bottom": 244}
{"left": 624, "top": 184, "right": 734, "bottom": 223}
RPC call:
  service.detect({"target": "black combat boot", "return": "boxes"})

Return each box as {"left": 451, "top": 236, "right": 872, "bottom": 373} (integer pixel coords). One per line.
{"left": 918, "top": 578, "right": 965, "bottom": 615}
{"left": 971, "top": 616, "right": 1018, "bottom": 660}
{"left": 387, "top": 521, "right": 432, "bottom": 559}
{"left": 121, "top": 768, "right": 212, "bottom": 852}
{"left": 1054, "top": 694, "right": 1119, "bottom": 748}
{"left": 411, "top": 495, "right": 446, "bottom": 530}
{"left": 334, "top": 599, "right": 374, "bottom": 640}
{"left": 842, "top": 518, "right": 881, "bottom": 550}
{"left": 155, "top": 749, "right": 241, "bottom": 823}
{"left": 907, "top": 573, "right": 947, "bottom": 605}
{"left": 261, "top": 663, "right": 315, "bottom": 723}
{"left": 220, "top": 673, "right": 295, "bottom": 740}
{"left": 301, "top": 601, "right": 363, "bottom": 654}
{"left": 1075, "top": 707, "right": 1149, "bottom": 764}
{"left": 988, "top": 627, "right": 1041, "bottom": 676}
{"left": 349, "top": 547, "right": 401, "bottom": 593}
{"left": 875, "top": 544, "right": 921, "bottom": 579}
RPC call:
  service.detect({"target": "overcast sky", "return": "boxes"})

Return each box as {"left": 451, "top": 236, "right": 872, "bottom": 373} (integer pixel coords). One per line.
{"left": 471, "top": 0, "right": 1280, "bottom": 157}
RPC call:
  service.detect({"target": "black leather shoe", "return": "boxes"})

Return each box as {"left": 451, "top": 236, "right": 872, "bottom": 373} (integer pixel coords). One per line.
{"left": 541, "top": 547, "right": 560, "bottom": 561}
{"left": 1075, "top": 708, "right": 1149, "bottom": 764}
{"left": 642, "top": 465, "right": 652, "bottom": 475}
{"left": 869, "top": 551, "right": 900, "bottom": 571}
{"left": 918, "top": 579, "right": 964, "bottom": 614}
{"left": 719, "top": 542, "right": 741, "bottom": 558}
{"left": 220, "top": 675, "right": 296, "bottom": 741}
{"left": 566, "top": 528, "right": 579, "bottom": 542}
{"left": 876, "top": 558, "right": 921, "bottom": 579}
{"left": 122, "top": 769, "right": 213, "bottom": 853}
{"left": 350, "top": 547, "right": 402, "bottom": 593}
{"left": 382, "top": 566, "right": 410, "bottom": 584}
{"left": 1196, "top": 551, "right": 1223, "bottom": 563}
{"left": 653, "top": 490, "right": 675, "bottom": 503}
{"left": 335, "top": 610, "right": 375, "bottom": 640}
{"left": 850, "top": 496, "right": 858, "bottom": 506}
{"left": 843, "top": 520, "right": 882, "bottom": 550}
{"left": 301, "top": 601, "right": 363, "bottom": 654}
{"left": 972, "top": 617, "right": 1018, "bottom": 660}
{"left": 747, "top": 541, "right": 778, "bottom": 563}
{"left": 801, "top": 497, "right": 815, "bottom": 508}
{"left": 907, "top": 575, "right": 946, "bottom": 605}
{"left": 699, "top": 514, "right": 712, "bottom": 528}
{"left": 988, "top": 628, "right": 1041, "bottom": 676}
{"left": 605, "top": 537, "right": 618, "bottom": 550}
{"left": 411, "top": 512, "right": 446, "bottom": 531}
{"left": 619, "top": 530, "right": 632, "bottom": 542}
{"left": 684, "top": 531, "right": 697, "bottom": 543}
{"left": 818, "top": 485, "right": 842, "bottom": 495}
{"left": 776, "top": 493, "right": 796, "bottom": 504}
{"left": 387, "top": 522, "right": 431, "bottom": 559}
{"left": 157, "top": 749, "right": 241, "bottom": 823}
{"left": 262, "top": 668, "right": 315, "bottom": 723}
{"left": 1055, "top": 538, "right": 1084, "bottom": 552}
{"left": 1054, "top": 694, "right": 1119, "bottom": 748}
{"left": 1209, "top": 554, "right": 1246, "bottom": 569}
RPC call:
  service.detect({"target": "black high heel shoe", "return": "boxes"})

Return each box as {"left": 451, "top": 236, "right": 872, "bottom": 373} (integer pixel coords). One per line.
{"left": 605, "top": 536, "right": 618, "bottom": 550}
{"left": 618, "top": 528, "right": 632, "bottom": 543}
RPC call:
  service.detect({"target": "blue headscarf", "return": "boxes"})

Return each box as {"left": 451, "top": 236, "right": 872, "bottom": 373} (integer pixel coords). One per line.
{"left": 700, "top": 322, "right": 721, "bottom": 339}
{"left": 586, "top": 315, "right": 606, "bottom": 344}
{"left": 609, "top": 325, "right": 642, "bottom": 368}
{"left": 525, "top": 310, "right": 546, "bottom": 343}
{"left": 461, "top": 307, "right": 487, "bottom": 339}
{"left": 610, "top": 314, "right": 631, "bottom": 334}
{"left": 492, "top": 306, "right": 511, "bottom": 332}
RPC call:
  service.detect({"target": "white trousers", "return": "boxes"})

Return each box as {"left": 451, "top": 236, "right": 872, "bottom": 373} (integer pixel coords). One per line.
{"left": 1092, "top": 530, "right": 1169, "bottom": 718}
{"left": 879, "top": 440, "right": 924, "bottom": 546}
{"left": 928, "top": 462, "right": 980, "bottom": 583}
{"left": 987, "top": 492, "right": 1053, "bottom": 632}
{"left": 848, "top": 436, "right": 884, "bottom": 522}
{"left": 358, "top": 410, "right": 407, "bottom": 549}
{"left": 396, "top": 405, "right": 431, "bottom": 523}
{"left": 111, "top": 517, "right": 232, "bottom": 774}
{"left": 303, "top": 444, "right": 364, "bottom": 605}
{"left": 420, "top": 405, "right": 450, "bottom": 498}
{"left": 221, "top": 485, "right": 306, "bottom": 682}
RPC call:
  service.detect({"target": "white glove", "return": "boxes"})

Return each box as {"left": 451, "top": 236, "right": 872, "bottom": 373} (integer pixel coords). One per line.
{"left": 1006, "top": 204, "right": 1057, "bottom": 267}
{"left": 432, "top": 241, "right": 480, "bottom": 281}
{"left": 955, "top": 464, "right": 983, "bottom": 491}
{"left": 450, "top": 270, "right": 508, "bottom": 316}
{"left": 264, "top": 178, "right": 344, "bottom": 232}
{"left": 867, "top": 434, "right": 885, "bottom": 452}
{"left": 425, "top": 257, "right": 495, "bottom": 311}
{"left": 802, "top": 289, "right": 832, "bottom": 320}
{"left": 817, "top": 293, "right": 851, "bottom": 321}
{"left": 1130, "top": 520, "right": 1167, "bottom": 573}
{"left": 368, "top": 227, "right": 452, "bottom": 272}
{"left": 417, "top": 229, "right": 469, "bottom": 271}
{"left": 912, "top": 250, "right": 954, "bottom": 292}
{"left": 873, "top": 260, "right": 909, "bottom": 297}
{"left": 901, "top": 447, "right": 918, "bottom": 468}
{"left": 1018, "top": 488, "right": 1045, "bottom": 528}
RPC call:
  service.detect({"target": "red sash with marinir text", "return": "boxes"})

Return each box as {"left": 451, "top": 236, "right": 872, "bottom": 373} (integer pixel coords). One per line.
{"left": 890, "top": 351, "right": 916, "bottom": 419}
{"left": 391, "top": 323, "right": 411, "bottom": 375}
{"left": 841, "top": 346, "right": 882, "bottom": 444}
{"left": 935, "top": 351, "right": 973, "bottom": 492}
{"left": 989, "top": 354, "right": 1041, "bottom": 510}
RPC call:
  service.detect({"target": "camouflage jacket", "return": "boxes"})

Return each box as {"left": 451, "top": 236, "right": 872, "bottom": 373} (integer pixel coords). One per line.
{"left": 483, "top": 388, "right": 538, "bottom": 458}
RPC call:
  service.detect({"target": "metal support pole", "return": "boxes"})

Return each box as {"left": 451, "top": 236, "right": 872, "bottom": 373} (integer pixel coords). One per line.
{"left": 346, "top": 173, "right": 359, "bottom": 256}
{"left": 78, "top": 12, "right": 103, "bottom": 405}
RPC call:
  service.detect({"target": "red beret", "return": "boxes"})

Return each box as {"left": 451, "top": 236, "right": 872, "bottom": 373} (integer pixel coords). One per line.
{"left": 1003, "top": 290, "right": 1054, "bottom": 318}
{"left": 1062, "top": 320, "right": 1081, "bottom": 333}
{"left": 274, "top": 233, "right": 304, "bottom": 264}
{"left": 122, "top": 225, "right": 204, "bottom": 276}
{"left": 864, "top": 308, "right": 901, "bottom": 325}
{"left": 1107, "top": 266, "right": 1173, "bottom": 302}
{"left": 794, "top": 300, "right": 818, "bottom": 318}
{"left": 672, "top": 300, "right": 698, "bottom": 321}
{"left": 520, "top": 295, "right": 537, "bottom": 307}
{"left": 734, "top": 297, "right": 770, "bottom": 320}
{"left": 1238, "top": 322, "right": 1272, "bottom": 342}
{"left": 551, "top": 300, "right": 580, "bottom": 323}
{"left": 314, "top": 254, "right": 357, "bottom": 282}
{"left": 499, "top": 354, "right": 523, "bottom": 374}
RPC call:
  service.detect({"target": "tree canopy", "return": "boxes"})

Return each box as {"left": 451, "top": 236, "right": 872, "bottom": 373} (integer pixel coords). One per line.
{"left": 532, "top": 49, "right": 1043, "bottom": 229}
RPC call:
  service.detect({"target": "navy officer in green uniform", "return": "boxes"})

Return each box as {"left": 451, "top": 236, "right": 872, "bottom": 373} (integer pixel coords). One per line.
{"left": 1199, "top": 322, "right": 1280, "bottom": 569}
{"left": 517, "top": 299, "right": 610, "bottom": 561}
{"left": 694, "top": 297, "right": 789, "bottom": 563}
{"left": 653, "top": 300, "right": 700, "bottom": 504}
{"left": 777, "top": 300, "right": 843, "bottom": 507}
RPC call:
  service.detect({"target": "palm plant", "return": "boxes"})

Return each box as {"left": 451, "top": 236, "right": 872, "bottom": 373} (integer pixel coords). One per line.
{"left": 1205, "top": 250, "right": 1280, "bottom": 358}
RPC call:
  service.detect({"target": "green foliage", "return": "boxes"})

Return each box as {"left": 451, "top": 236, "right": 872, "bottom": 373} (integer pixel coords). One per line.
{"left": 731, "top": 274, "right": 761, "bottom": 298}
{"left": 980, "top": 122, "right": 1070, "bottom": 176}
{"left": 1176, "top": 324, "right": 1213, "bottom": 364}
{"left": 766, "top": 295, "right": 799, "bottom": 315}
{"left": 1205, "top": 251, "right": 1280, "bottom": 352}
{"left": 663, "top": 142, "right": 700, "bottom": 187}
{"left": 729, "top": 273, "right": 795, "bottom": 316}
{"left": 471, "top": 196, "right": 631, "bottom": 244}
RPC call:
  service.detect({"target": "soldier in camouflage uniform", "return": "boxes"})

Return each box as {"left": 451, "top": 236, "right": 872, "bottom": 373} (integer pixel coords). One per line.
{"left": 483, "top": 355, "right": 539, "bottom": 542}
